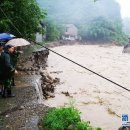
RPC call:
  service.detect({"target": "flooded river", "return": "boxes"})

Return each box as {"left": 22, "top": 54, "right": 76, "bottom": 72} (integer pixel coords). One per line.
{"left": 44, "top": 45, "right": 130, "bottom": 130}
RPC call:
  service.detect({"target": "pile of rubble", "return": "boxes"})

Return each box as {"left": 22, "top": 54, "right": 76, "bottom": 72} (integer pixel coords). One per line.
{"left": 40, "top": 71, "right": 60, "bottom": 99}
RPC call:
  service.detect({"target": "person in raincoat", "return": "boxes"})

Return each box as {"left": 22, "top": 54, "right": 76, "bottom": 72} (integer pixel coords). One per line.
{"left": 10, "top": 46, "right": 22, "bottom": 86}
{"left": 1, "top": 44, "right": 16, "bottom": 97}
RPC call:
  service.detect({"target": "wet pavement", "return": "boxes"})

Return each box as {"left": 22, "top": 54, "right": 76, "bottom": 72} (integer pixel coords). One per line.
{"left": 0, "top": 74, "right": 49, "bottom": 130}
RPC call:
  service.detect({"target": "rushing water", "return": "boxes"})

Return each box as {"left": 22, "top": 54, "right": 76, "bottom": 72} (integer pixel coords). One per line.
{"left": 35, "top": 78, "right": 44, "bottom": 104}
{"left": 44, "top": 45, "right": 130, "bottom": 130}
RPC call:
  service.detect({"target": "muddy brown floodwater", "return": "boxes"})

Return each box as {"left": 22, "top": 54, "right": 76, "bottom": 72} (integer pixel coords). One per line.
{"left": 44, "top": 44, "right": 130, "bottom": 130}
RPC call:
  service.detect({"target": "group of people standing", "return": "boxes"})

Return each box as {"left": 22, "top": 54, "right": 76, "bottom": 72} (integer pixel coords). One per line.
{"left": 0, "top": 42, "right": 20, "bottom": 98}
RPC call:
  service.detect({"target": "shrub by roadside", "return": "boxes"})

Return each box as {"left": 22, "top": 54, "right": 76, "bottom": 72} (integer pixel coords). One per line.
{"left": 42, "top": 107, "right": 101, "bottom": 130}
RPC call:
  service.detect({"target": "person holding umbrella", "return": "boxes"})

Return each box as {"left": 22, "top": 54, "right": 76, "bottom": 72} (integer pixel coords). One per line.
{"left": 0, "top": 33, "right": 30, "bottom": 97}
{"left": 5, "top": 38, "right": 30, "bottom": 86}
{"left": 1, "top": 44, "right": 16, "bottom": 97}
{"left": 6, "top": 38, "right": 31, "bottom": 85}
{"left": 10, "top": 46, "right": 22, "bottom": 86}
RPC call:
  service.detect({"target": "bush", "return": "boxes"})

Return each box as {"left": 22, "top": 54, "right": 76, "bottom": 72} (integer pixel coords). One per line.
{"left": 42, "top": 107, "right": 102, "bottom": 130}
{"left": 43, "top": 19, "right": 64, "bottom": 41}
{"left": 43, "top": 107, "right": 80, "bottom": 130}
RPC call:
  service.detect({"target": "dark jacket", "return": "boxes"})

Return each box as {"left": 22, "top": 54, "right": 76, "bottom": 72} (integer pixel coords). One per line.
{"left": 0, "top": 52, "right": 15, "bottom": 80}
{"left": 10, "top": 51, "right": 20, "bottom": 67}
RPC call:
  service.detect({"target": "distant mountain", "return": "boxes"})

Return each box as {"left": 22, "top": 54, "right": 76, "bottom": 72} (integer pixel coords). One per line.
{"left": 37, "top": 0, "right": 121, "bottom": 25}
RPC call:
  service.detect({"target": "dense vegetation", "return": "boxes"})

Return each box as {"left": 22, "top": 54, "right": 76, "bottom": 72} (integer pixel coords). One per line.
{"left": 43, "top": 19, "right": 64, "bottom": 41}
{"left": 43, "top": 107, "right": 102, "bottom": 130}
{"left": 0, "top": 0, "right": 46, "bottom": 39}
{"left": 79, "top": 17, "right": 128, "bottom": 44}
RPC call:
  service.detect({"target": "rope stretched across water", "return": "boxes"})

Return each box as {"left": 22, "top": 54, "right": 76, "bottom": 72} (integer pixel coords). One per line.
{"left": 36, "top": 42, "right": 130, "bottom": 93}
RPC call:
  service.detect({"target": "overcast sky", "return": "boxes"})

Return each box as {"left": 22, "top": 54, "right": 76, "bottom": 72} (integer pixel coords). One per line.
{"left": 115, "top": 0, "right": 130, "bottom": 18}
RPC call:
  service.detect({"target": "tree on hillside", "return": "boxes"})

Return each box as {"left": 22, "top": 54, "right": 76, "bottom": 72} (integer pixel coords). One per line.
{"left": 79, "top": 17, "right": 128, "bottom": 45}
{"left": 43, "top": 19, "right": 64, "bottom": 41}
{"left": 0, "top": 0, "right": 46, "bottom": 39}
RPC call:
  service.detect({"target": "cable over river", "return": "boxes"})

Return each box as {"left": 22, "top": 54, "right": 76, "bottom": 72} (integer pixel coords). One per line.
{"left": 44, "top": 44, "right": 130, "bottom": 130}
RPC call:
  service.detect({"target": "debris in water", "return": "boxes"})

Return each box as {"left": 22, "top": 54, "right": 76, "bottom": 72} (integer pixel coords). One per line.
{"left": 50, "top": 71, "right": 63, "bottom": 74}
{"left": 62, "top": 91, "right": 71, "bottom": 97}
